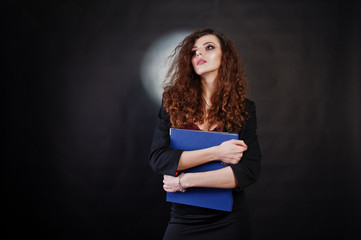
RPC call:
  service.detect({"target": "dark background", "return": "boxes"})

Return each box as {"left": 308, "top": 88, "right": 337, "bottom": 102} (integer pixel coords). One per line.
{"left": 4, "top": 0, "right": 360, "bottom": 239}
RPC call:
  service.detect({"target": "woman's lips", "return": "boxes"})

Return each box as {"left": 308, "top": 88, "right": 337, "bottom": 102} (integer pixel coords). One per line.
{"left": 197, "top": 59, "right": 207, "bottom": 65}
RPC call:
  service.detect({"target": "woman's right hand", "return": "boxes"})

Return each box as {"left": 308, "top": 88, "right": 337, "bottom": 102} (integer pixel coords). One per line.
{"left": 215, "top": 139, "right": 248, "bottom": 164}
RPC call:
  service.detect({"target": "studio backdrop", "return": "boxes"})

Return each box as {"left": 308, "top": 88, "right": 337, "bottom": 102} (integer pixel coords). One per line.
{"left": 4, "top": 0, "right": 360, "bottom": 239}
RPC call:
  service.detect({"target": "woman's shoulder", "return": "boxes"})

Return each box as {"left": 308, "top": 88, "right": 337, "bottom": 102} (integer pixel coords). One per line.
{"left": 245, "top": 98, "right": 256, "bottom": 111}
{"left": 158, "top": 100, "right": 171, "bottom": 121}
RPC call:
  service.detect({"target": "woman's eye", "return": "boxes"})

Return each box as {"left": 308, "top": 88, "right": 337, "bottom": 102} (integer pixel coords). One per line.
{"left": 206, "top": 45, "right": 215, "bottom": 50}
{"left": 191, "top": 50, "right": 196, "bottom": 56}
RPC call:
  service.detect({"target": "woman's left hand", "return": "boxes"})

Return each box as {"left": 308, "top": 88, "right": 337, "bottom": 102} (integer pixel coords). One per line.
{"left": 163, "top": 175, "right": 181, "bottom": 192}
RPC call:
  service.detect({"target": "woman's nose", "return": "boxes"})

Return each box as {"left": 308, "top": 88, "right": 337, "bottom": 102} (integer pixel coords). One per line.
{"left": 196, "top": 50, "right": 203, "bottom": 56}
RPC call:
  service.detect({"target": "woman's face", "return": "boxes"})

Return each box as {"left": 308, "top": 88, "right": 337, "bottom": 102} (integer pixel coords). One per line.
{"left": 191, "top": 34, "right": 222, "bottom": 78}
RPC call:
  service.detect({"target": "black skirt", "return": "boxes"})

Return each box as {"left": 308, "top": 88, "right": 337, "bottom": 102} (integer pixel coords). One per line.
{"left": 163, "top": 191, "right": 252, "bottom": 240}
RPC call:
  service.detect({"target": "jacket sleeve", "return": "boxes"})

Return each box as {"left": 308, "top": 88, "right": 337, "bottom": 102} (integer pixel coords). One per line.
{"left": 230, "top": 100, "right": 262, "bottom": 191}
{"left": 148, "top": 104, "right": 183, "bottom": 176}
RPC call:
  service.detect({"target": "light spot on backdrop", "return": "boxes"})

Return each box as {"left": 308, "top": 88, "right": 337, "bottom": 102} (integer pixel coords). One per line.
{"left": 141, "top": 30, "right": 191, "bottom": 104}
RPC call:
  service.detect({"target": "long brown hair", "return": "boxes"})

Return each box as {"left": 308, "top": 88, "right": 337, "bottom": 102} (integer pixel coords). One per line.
{"left": 163, "top": 28, "right": 249, "bottom": 132}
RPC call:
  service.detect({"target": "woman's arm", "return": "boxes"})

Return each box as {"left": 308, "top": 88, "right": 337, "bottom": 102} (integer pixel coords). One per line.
{"left": 177, "top": 139, "right": 247, "bottom": 171}
{"left": 230, "top": 100, "right": 262, "bottom": 191}
{"left": 163, "top": 166, "right": 237, "bottom": 192}
{"left": 163, "top": 99, "right": 261, "bottom": 192}
{"left": 149, "top": 104, "right": 183, "bottom": 175}
{"left": 149, "top": 103, "right": 247, "bottom": 175}
{"left": 163, "top": 139, "right": 248, "bottom": 191}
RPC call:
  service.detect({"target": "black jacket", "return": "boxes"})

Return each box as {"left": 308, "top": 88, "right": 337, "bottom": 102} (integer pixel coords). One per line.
{"left": 149, "top": 99, "right": 262, "bottom": 193}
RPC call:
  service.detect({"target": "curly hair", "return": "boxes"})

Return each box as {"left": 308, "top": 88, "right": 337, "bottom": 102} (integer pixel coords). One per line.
{"left": 162, "top": 28, "right": 249, "bottom": 133}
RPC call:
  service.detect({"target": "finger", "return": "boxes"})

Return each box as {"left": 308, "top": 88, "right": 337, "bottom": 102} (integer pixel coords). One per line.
{"left": 240, "top": 140, "right": 248, "bottom": 148}
{"left": 232, "top": 140, "right": 248, "bottom": 148}
{"left": 230, "top": 146, "right": 247, "bottom": 155}
{"left": 163, "top": 178, "right": 168, "bottom": 184}
{"left": 163, "top": 175, "right": 172, "bottom": 182}
{"left": 239, "top": 146, "right": 248, "bottom": 152}
{"left": 164, "top": 186, "right": 175, "bottom": 193}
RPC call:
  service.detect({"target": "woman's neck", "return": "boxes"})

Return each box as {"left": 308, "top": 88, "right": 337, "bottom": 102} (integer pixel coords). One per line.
{"left": 198, "top": 75, "right": 218, "bottom": 131}
{"left": 201, "top": 74, "right": 217, "bottom": 104}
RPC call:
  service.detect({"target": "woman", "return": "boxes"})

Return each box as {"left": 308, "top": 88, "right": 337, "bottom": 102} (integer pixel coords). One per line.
{"left": 149, "top": 28, "right": 261, "bottom": 240}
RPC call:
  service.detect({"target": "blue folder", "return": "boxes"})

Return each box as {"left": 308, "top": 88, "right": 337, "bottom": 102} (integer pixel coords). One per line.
{"left": 166, "top": 128, "right": 239, "bottom": 212}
